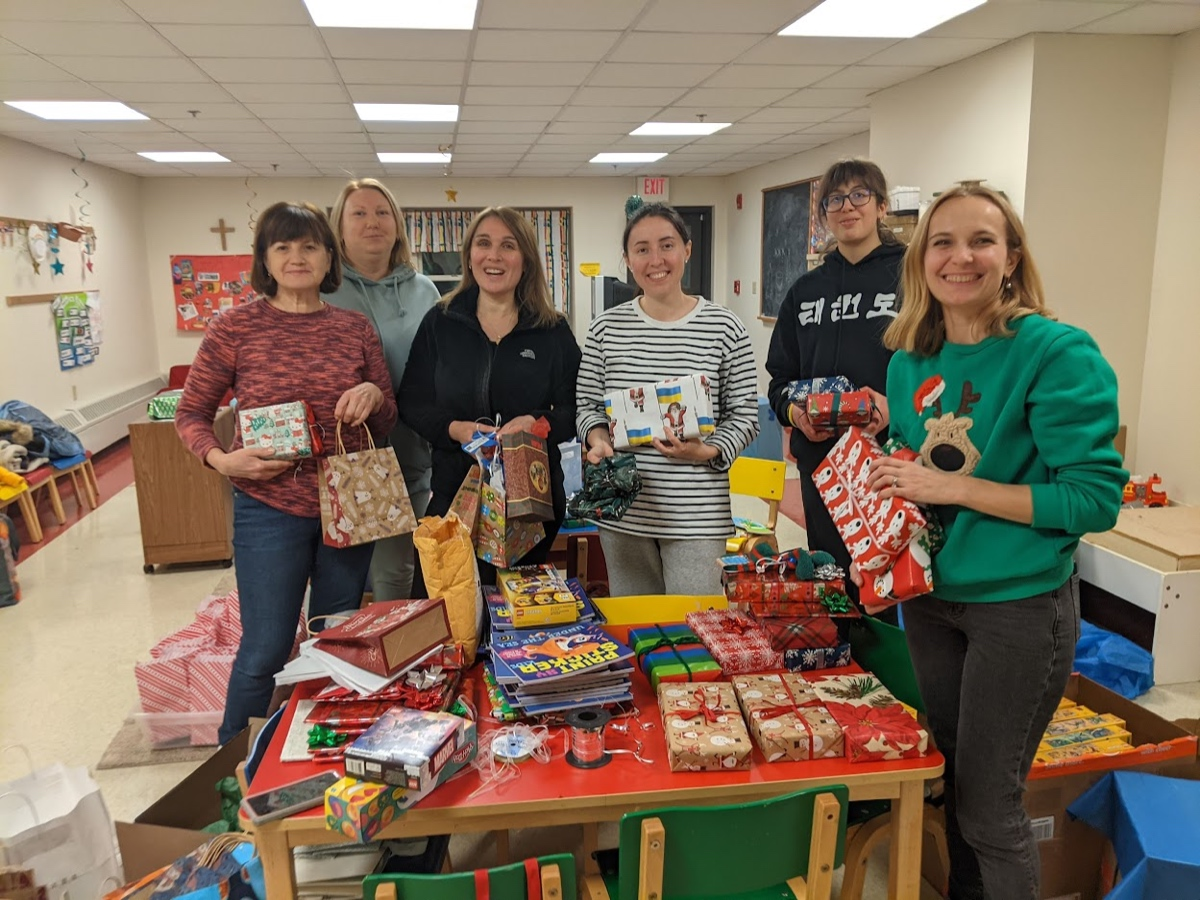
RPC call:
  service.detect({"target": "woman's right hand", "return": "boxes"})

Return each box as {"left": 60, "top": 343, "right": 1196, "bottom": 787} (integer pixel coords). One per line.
{"left": 449, "top": 420, "right": 495, "bottom": 445}
{"left": 585, "top": 426, "right": 615, "bottom": 465}
{"left": 206, "top": 447, "right": 291, "bottom": 480}
{"left": 789, "top": 403, "right": 834, "bottom": 442}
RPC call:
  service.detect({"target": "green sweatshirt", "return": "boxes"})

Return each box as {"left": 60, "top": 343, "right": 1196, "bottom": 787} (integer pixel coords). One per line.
{"left": 324, "top": 262, "right": 441, "bottom": 495}
{"left": 886, "top": 314, "right": 1127, "bottom": 603}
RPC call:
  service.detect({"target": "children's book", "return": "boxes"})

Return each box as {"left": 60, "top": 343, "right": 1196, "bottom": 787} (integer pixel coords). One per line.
{"left": 490, "top": 622, "right": 633, "bottom": 686}
{"left": 487, "top": 578, "right": 602, "bottom": 632}
{"left": 515, "top": 688, "right": 633, "bottom": 716}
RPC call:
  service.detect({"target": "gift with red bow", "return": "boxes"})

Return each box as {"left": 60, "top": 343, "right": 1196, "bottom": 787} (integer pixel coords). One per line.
{"left": 808, "top": 673, "right": 930, "bottom": 763}
{"left": 657, "top": 681, "right": 753, "bottom": 772}
{"left": 731, "top": 673, "right": 844, "bottom": 762}
{"left": 685, "top": 609, "right": 783, "bottom": 675}
{"left": 806, "top": 389, "right": 876, "bottom": 428}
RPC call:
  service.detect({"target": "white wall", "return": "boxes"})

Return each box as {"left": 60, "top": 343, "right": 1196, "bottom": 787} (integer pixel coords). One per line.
{"left": 723, "top": 133, "right": 871, "bottom": 390}
{"left": 1137, "top": 29, "right": 1200, "bottom": 502}
{"left": 139, "top": 174, "right": 727, "bottom": 369}
{"left": 869, "top": 37, "right": 1035, "bottom": 214}
{"left": 0, "top": 136, "right": 158, "bottom": 415}
{"left": 1023, "top": 34, "right": 1172, "bottom": 468}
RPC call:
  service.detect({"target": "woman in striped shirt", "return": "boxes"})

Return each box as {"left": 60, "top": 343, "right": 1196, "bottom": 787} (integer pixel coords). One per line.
{"left": 576, "top": 204, "right": 759, "bottom": 596}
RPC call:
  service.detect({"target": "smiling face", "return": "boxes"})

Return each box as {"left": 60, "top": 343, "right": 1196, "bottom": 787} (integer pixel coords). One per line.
{"left": 923, "top": 195, "right": 1019, "bottom": 316}
{"left": 624, "top": 214, "right": 691, "bottom": 301}
{"left": 265, "top": 236, "right": 330, "bottom": 294}
{"left": 469, "top": 215, "right": 523, "bottom": 302}
{"left": 823, "top": 180, "right": 886, "bottom": 250}
{"left": 339, "top": 187, "right": 397, "bottom": 267}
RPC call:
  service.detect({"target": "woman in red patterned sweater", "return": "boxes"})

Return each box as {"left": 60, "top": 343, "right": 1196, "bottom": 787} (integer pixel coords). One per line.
{"left": 176, "top": 201, "right": 397, "bottom": 744}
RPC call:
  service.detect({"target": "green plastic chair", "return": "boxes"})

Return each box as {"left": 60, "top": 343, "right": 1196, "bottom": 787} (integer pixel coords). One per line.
{"left": 365, "top": 853, "right": 576, "bottom": 900}
{"left": 846, "top": 615, "right": 924, "bottom": 714}
{"left": 583, "top": 785, "right": 849, "bottom": 900}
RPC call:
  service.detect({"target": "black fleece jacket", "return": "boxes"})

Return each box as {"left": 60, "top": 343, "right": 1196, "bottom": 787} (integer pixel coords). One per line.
{"left": 765, "top": 241, "right": 905, "bottom": 471}
{"left": 398, "top": 287, "right": 582, "bottom": 517}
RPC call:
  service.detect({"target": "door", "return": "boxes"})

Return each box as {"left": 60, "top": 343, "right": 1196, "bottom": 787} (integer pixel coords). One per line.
{"left": 626, "top": 206, "right": 713, "bottom": 300}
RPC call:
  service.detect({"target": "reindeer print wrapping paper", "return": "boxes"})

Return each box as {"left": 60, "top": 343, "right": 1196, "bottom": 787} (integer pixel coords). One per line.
{"left": 659, "top": 682, "right": 754, "bottom": 771}
{"left": 319, "top": 443, "right": 417, "bottom": 548}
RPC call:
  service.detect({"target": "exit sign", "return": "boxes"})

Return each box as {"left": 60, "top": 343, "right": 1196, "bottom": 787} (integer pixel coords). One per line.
{"left": 638, "top": 176, "right": 670, "bottom": 201}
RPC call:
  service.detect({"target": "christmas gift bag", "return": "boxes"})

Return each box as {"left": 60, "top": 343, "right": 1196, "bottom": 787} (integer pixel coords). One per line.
{"left": 731, "top": 673, "right": 844, "bottom": 762}
{"left": 808, "top": 672, "right": 930, "bottom": 762}
{"left": 476, "top": 479, "right": 545, "bottom": 568}
{"left": 500, "top": 419, "right": 554, "bottom": 522}
{"left": 318, "top": 424, "right": 416, "bottom": 548}
{"left": 238, "top": 400, "right": 323, "bottom": 459}
{"left": 685, "top": 608, "right": 783, "bottom": 675}
{"left": 450, "top": 465, "right": 483, "bottom": 535}
{"left": 658, "top": 682, "right": 753, "bottom": 772}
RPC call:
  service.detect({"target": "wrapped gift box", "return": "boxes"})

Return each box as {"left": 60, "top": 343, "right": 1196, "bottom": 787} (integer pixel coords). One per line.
{"left": 723, "top": 570, "right": 853, "bottom": 618}
{"left": 655, "top": 375, "right": 716, "bottom": 442}
{"left": 500, "top": 428, "right": 554, "bottom": 522}
{"left": 808, "top": 673, "right": 930, "bottom": 763}
{"left": 325, "top": 777, "right": 408, "bottom": 843}
{"left": 604, "top": 374, "right": 716, "bottom": 451}
{"left": 731, "top": 673, "right": 844, "bottom": 762}
{"left": 806, "top": 390, "right": 875, "bottom": 428}
{"left": 605, "top": 384, "right": 663, "bottom": 449}
{"left": 658, "top": 682, "right": 753, "bottom": 772}
{"left": 685, "top": 609, "right": 783, "bottom": 675}
{"left": 147, "top": 389, "right": 183, "bottom": 420}
{"left": 630, "top": 624, "right": 722, "bottom": 690}
{"left": 784, "top": 376, "right": 856, "bottom": 405}
{"left": 756, "top": 616, "right": 840, "bottom": 653}
{"left": 344, "top": 708, "right": 470, "bottom": 792}
{"left": 782, "top": 643, "right": 852, "bottom": 672}
{"left": 238, "top": 400, "right": 321, "bottom": 460}
{"left": 812, "top": 428, "right": 927, "bottom": 578}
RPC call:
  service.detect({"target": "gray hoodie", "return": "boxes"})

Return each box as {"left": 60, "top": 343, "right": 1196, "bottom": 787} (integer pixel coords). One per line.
{"left": 325, "top": 261, "right": 441, "bottom": 495}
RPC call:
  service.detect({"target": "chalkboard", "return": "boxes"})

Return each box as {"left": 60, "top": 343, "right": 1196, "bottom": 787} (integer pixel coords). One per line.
{"left": 760, "top": 178, "right": 816, "bottom": 320}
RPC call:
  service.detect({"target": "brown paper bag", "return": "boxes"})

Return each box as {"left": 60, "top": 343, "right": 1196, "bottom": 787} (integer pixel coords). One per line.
{"left": 449, "top": 464, "right": 483, "bottom": 535}
{"left": 318, "top": 424, "right": 416, "bottom": 548}
{"left": 413, "top": 513, "right": 481, "bottom": 665}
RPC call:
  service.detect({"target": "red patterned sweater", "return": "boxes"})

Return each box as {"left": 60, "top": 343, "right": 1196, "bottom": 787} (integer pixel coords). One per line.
{"left": 175, "top": 299, "right": 398, "bottom": 518}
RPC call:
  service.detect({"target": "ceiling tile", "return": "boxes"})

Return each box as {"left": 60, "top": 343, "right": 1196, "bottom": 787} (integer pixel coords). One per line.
{"left": 47, "top": 55, "right": 210, "bottom": 82}
{"left": 452, "top": 135, "right": 538, "bottom": 146}
{"left": 124, "top": 0, "right": 312, "bottom": 25}
{"left": 774, "top": 87, "right": 872, "bottom": 107}
{"left": 548, "top": 120, "right": 648, "bottom": 134}
{"left": 742, "top": 107, "right": 843, "bottom": 124}
{"left": 193, "top": 57, "right": 339, "bottom": 84}
{"left": 798, "top": 121, "right": 867, "bottom": 136}
{"left": 161, "top": 117, "right": 273, "bottom": 132}
{"left": 737, "top": 36, "right": 894, "bottom": 66}
{"left": 605, "top": 136, "right": 697, "bottom": 152}
{"left": 464, "top": 85, "right": 575, "bottom": 105}
{"left": 274, "top": 132, "right": 369, "bottom": 143}
{"left": 468, "top": 61, "right": 594, "bottom": 86}
{"left": 719, "top": 123, "right": 800, "bottom": 136}
{"left": 859, "top": 37, "right": 1004, "bottom": 67}
{"left": 459, "top": 104, "right": 560, "bottom": 121}
{"left": 570, "top": 86, "right": 689, "bottom": 107}
{"left": 1, "top": 55, "right": 85, "bottom": 83}
{"left": 831, "top": 107, "right": 871, "bottom": 123}
{"left": 373, "top": 139, "right": 460, "bottom": 152}
{"left": 109, "top": 134, "right": 208, "bottom": 149}
{"left": 473, "top": 29, "right": 620, "bottom": 62}
{"left": 535, "top": 132, "right": 623, "bottom": 145}
{"left": 815, "top": 65, "right": 932, "bottom": 90}
{"left": 132, "top": 102, "right": 254, "bottom": 120}
{"left": 610, "top": 32, "right": 761, "bottom": 64}
{"left": 55, "top": 120, "right": 172, "bottom": 133}
{"left": 1, "top": 79, "right": 111, "bottom": 100}
{"left": 586, "top": 62, "right": 722, "bottom": 88}
{"left": 925, "top": 1, "right": 1132, "bottom": 39}
{"left": 1, "top": 22, "right": 180, "bottom": 56}
{"left": 219, "top": 150, "right": 306, "bottom": 160}
{"left": 1072, "top": 3, "right": 1200, "bottom": 34}
{"left": 259, "top": 117, "right": 360, "bottom": 132}
{"left": 636, "top": 0, "right": 809, "bottom": 33}
{"left": 651, "top": 105, "right": 765, "bottom": 121}
{"left": 357, "top": 122, "right": 456, "bottom": 135}
{"left": 336, "top": 60, "right": 466, "bottom": 85}
{"left": 320, "top": 29, "right": 472, "bottom": 60}
{"left": 456, "top": 119, "right": 549, "bottom": 133}
{"left": 346, "top": 84, "right": 462, "bottom": 104}
{"left": 93, "top": 81, "right": 233, "bottom": 102}
{"left": 197, "top": 132, "right": 294, "bottom": 145}
{"left": 0, "top": 38, "right": 27, "bottom": 54}
{"left": 0, "top": 0, "right": 139, "bottom": 22}
{"left": 672, "top": 86, "right": 794, "bottom": 107}
{"left": 702, "top": 64, "right": 840, "bottom": 89}
{"left": 222, "top": 82, "right": 347, "bottom": 103}
{"left": 477, "top": 0, "right": 643, "bottom": 29}
{"left": 157, "top": 24, "right": 324, "bottom": 58}
{"left": 243, "top": 103, "right": 355, "bottom": 120}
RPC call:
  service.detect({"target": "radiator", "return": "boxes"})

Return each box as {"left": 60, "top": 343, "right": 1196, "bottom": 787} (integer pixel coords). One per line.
{"left": 53, "top": 377, "right": 167, "bottom": 454}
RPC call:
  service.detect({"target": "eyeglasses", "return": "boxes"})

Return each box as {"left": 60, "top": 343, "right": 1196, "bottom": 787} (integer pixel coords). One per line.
{"left": 822, "top": 189, "right": 875, "bottom": 212}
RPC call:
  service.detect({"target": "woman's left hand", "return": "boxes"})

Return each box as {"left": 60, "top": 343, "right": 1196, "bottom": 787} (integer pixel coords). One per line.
{"left": 867, "top": 455, "right": 962, "bottom": 506}
{"left": 652, "top": 430, "right": 719, "bottom": 463}
{"left": 335, "top": 382, "right": 383, "bottom": 426}
{"left": 498, "top": 415, "right": 538, "bottom": 436}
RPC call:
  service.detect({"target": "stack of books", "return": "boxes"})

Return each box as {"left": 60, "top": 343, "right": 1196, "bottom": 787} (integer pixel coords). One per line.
{"left": 487, "top": 575, "right": 604, "bottom": 633}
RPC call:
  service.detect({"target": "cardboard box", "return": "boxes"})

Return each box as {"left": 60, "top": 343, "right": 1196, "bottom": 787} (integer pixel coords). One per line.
{"left": 115, "top": 729, "right": 251, "bottom": 882}
{"left": 1025, "top": 674, "right": 1198, "bottom": 899}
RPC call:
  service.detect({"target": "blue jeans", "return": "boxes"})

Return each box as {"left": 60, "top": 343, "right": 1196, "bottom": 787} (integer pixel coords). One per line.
{"left": 903, "top": 576, "right": 1080, "bottom": 900}
{"left": 219, "top": 491, "right": 374, "bottom": 745}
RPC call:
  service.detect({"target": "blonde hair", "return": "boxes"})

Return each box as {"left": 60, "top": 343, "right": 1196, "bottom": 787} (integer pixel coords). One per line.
{"left": 330, "top": 178, "right": 413, "bottom": 272}
{"left": 441, "top": 207, "right": 561, "bottom": 329}
{"left": 884, "top": 184, "right": 1054, "bottom": 356}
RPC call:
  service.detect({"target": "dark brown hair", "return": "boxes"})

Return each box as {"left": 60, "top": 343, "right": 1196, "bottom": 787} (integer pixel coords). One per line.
{"left": 622, "top": 202, "right": 690, "bottom": 255}
{"left": 816, "top": 158, "right": 899, "bottom": 246}
{"left": 251, "top": 201, "right": 341, "bottom": 296}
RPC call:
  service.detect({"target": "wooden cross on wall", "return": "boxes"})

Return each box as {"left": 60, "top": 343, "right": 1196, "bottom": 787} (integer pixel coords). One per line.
{"left": 210, "top": 218, "right": 235, "bottom": 251}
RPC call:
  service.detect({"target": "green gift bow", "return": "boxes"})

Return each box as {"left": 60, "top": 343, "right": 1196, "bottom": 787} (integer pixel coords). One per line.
{"left": 307, "top": 724, "right": 349, "bottom": 749}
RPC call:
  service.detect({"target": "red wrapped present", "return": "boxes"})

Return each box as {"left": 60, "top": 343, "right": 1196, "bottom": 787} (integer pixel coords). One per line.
{"left": 812, "top": 427, "right": 927, "bottom": 577}
{"left": 756, "top": 616, "right": 840, "bottom": 653}
{"left": 862, "top": 529, "right": 935, "bottom": 605}
{"left": 807, "top": 672, "right": 929, "bottom": 762}
{"left": 806, "top": 390, "right": 875, "bottom": 427}
{"left": 731, "top": 673, "right": 844, "bottom": 762}
{"left": 724, "top": 572, "right": 853, "bottom": 617}
{"left": 685, "top": 609, "right": 783, "bottom": 675}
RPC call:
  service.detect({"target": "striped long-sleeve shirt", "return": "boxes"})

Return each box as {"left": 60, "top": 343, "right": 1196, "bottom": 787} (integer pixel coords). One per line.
{"left": 575, "top": 297, "right": 759, "bottom": 539}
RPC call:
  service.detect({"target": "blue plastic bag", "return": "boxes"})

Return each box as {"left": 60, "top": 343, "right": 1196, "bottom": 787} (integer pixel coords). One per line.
{"left": 1073, "top": 620, "right": 1154, "bottom": 699}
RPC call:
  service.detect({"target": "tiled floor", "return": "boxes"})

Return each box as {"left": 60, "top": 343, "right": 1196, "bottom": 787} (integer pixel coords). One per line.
{"left": 3, "top": 463, "right": 1197, "bottom": 898}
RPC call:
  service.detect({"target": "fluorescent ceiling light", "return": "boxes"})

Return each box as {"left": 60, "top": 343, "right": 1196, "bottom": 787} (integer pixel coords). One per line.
{"left": 378, "top": 152, "right": 452, "bottom": 163}
{"left": 6, "top": 100, "right": 147, "bottom": 121}
{"left": 355, "top": 103, "right": 459, "bottom": 122}
{"left": 630, "top": 122, "right": 731, "bottom": 136}
{"left": 780, "top": 0, "right": 987, "bottom": 39}
{"left": 590, "top": 152, "right": 668, "bottom": 164}
{"left": 138, "top": 151, "right": 230, "bottom": 163}
{"left": 304, "top": 0, "right": 477, "bottom": 29}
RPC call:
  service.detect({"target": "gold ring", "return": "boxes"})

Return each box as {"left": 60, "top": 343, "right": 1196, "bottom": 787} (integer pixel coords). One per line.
{"left": 892, "top": 476, "right": 898, "bottom": 488}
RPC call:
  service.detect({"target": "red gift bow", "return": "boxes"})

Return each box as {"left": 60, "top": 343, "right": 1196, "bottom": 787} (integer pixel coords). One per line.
{"left": 753, "top": 678, "right": 824, "bottom": 759}
{"left": 675, "top": 688, "right": 725, "bottom": 724}
{"left": 722, "top": 616, "right": 757, "bottom": 635}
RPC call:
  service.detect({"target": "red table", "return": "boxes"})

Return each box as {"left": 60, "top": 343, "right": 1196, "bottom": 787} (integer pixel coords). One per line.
{"left": 246, "top": 666, "right": 943, "bottom": 900}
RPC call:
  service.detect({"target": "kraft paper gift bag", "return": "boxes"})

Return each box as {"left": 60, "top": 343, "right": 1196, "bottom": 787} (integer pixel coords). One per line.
{"left": 414, "top": 513, "right": 483, "bottom": 665}
{"left": 475, "top": 479, "right": 545, "bottom": 568}
{"left": 318, "top": 424, "right": 417, "bottom": 549}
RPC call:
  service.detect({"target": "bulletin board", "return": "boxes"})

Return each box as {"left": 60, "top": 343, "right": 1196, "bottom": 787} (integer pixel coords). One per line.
{"left": 171, "top": 254, "right": 254, "bottom": 331}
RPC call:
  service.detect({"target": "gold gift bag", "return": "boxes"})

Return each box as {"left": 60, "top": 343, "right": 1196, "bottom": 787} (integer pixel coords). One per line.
{"left": 413, "top": 513, "right": 481, "bottom": 665}
{"left": 318, "top": 423, "right": 416, "bottom": 548}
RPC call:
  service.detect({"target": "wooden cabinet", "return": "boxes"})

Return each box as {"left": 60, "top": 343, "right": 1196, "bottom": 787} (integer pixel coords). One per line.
{"left": 129, "top": 414, "right": 233, "bottom": 572}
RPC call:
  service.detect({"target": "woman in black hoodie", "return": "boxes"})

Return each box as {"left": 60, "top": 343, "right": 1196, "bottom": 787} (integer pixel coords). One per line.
{"left": 765, "top": 159, "right": 905, "bottom": 613}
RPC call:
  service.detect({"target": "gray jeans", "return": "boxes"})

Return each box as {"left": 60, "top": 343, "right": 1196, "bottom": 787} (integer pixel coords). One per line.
{"left": 367, "top": 488, "right": 430, "bottom": 601}
{"left": 903, "top": 575, "right": 1080, "bottom": 900}
{"left": 597, "top": 528, "right": 726, "bottom": 596}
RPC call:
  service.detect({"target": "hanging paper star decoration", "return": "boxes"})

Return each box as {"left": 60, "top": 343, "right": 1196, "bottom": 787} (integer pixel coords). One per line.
{"left": 51, "top": 256, "right": 65, "bottom": 275}
{"left": 445, "top": 189, "right": 458, "bottom": 202}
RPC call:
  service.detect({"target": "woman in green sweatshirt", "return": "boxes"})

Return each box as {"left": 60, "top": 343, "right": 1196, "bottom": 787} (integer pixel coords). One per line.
{"left": 326, "top": 179, "right": 441, "bottom": 600}
{"left": 863, "top": 185, "right": 1126, "bottom": 900}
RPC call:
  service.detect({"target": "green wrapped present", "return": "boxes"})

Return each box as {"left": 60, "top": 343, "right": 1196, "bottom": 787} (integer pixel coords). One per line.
{"left": 147, "top": 389, "right": 183, "bottom": 420}
{"left": 629, "top": 623, "right": 722, "bottom": 690}
{"left": 566, "top": 452, "right": 642, "bottom": 522}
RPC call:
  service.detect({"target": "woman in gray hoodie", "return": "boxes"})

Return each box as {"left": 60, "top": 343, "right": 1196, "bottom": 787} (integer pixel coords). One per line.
{"left": 326, "top": 178, "right": 441, "bottom": 599}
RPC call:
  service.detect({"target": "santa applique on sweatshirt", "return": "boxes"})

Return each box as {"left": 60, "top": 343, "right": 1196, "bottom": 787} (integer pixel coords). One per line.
{"left": 913, "top": 375, "right": 982, "bottom": 476}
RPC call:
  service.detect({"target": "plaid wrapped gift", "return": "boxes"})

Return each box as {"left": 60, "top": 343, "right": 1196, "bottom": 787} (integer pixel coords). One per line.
{"left": 784, "top": 376, "right": 856, "bottom": 405}
{"left": 808, "top": 673, "right": 930, "bottom": 763}
{"left": 756, "top": 616, "right": 840, "bottom": 652}
{"left": 782, "top": 642, "right": 852, "bottom": 672}
{"left": 806, "top": 390, "right": 876, "bottom": 428}
{"left": 685, "top": 609, "right": 783, "bottom": 675}
{"left": 629, "top": 624, "right": 722, "bottom": 690}
{"left": 239, "top": 400, "right": 322, "bottom": 459}
{"left": 658, "top": 682, "right": 753, "bottom": 772}
{"left": 732, "top": 673, "right": 844, "bottom": 762}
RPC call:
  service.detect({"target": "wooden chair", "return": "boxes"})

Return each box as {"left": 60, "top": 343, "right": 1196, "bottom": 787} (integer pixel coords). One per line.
{"left": 49, "top": 453, "right": 99, "bottom": 511}
{"left": 23, "top": 467, "right": 66, "bottom": 528}
{"left": 729, "top": 456, "right": 787, "bottom": 552}
{"left": 583, "top": 786, "right": 848, "bottom": 900}
{"left": 365, "top": 853, "right": 574, "bottom": 900}
{"left": 0, "top": 483, "right": 42, "bottom": 543}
